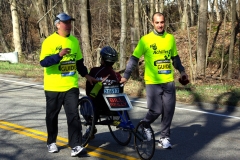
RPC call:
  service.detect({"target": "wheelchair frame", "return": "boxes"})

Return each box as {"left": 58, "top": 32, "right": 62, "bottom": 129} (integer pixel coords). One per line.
{"left": 78, "top": 95, "right": 156, "bottom": 160}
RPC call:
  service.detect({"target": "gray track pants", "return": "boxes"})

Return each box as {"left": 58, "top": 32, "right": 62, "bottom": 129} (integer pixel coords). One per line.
{"left": 143, "top": 82, "right": 176, "bottom": 138}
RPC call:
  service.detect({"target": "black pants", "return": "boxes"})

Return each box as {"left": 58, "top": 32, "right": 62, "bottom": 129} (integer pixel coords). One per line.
{"left": 45, "top": 88, "right": 82, "bottom": 148}
{"left": 143, "top": 82, "right": 176, "bottom": 138}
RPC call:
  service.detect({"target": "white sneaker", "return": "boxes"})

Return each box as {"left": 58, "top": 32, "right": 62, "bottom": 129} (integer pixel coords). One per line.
{"left": 158, "top": 137, "right": 172, "bottom": 149}
{"left": 143, "top": 128, "right": 152, "bottom": 141}
{"left": 71, "top": 146, "right": 84, "bottom": 157}
{"left": 47, "top": 143, "right": 58, "bottom": 153}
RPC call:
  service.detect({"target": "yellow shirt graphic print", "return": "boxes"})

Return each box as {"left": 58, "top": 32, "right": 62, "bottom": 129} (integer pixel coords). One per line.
{"left": 60, "top": 61, "right": 76, "bottom": 76}
{"left": 154, "top": 60, "right": 171, "bottom": 74}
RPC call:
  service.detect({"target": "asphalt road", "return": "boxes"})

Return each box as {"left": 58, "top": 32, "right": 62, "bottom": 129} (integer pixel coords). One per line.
{"left": 0, "top": 74, "right": 240, "bottom": 160}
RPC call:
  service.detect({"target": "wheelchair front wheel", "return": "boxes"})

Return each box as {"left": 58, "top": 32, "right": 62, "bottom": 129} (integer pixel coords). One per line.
{"left": 78, "top": 96, "right": 96, "bottom": 147}
{"left": 107, "top": 111, "right": 132, "bottom": 146}
{"left": 134, "top": 121, "right": 155, "bottom": 160}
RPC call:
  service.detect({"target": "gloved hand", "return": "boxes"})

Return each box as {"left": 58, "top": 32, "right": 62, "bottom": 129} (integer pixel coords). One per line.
{"left": 179, "top": 75, "right": 189, "bottom": 85}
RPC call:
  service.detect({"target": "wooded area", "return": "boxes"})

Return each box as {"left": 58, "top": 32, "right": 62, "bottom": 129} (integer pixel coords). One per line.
{"left": 0, "top": 0, "right": 240, "bottom": 83}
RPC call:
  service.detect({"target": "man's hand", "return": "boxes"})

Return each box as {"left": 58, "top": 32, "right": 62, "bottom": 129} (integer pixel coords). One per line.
{"left": 120, "top": 77, "right": 128, "bottom": 84}
{"left": 59, "top": 48, "right": 71, "bottom": 57}
{"left": 85, "top": 74, "right": 99, "bottom": 85}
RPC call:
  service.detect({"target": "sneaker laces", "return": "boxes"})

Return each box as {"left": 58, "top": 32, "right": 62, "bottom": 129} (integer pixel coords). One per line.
{"left": 72, "top": 146, "right": 80, "bottom": 152}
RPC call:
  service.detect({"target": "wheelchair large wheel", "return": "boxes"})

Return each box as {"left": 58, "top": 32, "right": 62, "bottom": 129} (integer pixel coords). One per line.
{"left": 134, "top": 121, "right": 155, "bottom": 160}
{"left": 107, "top": 111, "right": 132, "bottom": 146}
{"left": 78, "top": 96, "right": 96, "bottom": 147}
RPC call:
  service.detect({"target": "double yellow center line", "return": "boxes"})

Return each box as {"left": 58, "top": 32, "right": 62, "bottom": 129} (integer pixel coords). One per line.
{"left": 0, "top": 120, "right": 139, "bottom": 160}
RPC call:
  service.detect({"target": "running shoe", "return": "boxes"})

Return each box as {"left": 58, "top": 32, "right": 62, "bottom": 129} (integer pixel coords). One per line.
{"left": 158, "top": 137, "right": 172, "bottom": 149}
{"left": 71, "top": 146, "right": 84, "bottom": 157}
{"left": 47, "top": 143, "right": 58, "bottom": 153}
{"left": 143, "top": 127, "right": 152, "bottom": 141}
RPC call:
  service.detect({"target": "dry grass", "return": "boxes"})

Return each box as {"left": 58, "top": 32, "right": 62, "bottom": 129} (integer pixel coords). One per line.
{"left": 1, "top": 61, "right": 240, "bottom": 107}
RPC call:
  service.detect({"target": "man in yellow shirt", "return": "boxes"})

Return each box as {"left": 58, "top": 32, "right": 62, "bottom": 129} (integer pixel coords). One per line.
{"left": 40, "top": 13, "right": 96, "bottom": 157}
{"left": 121, "top": 12, "right": 189, "bottom": 149}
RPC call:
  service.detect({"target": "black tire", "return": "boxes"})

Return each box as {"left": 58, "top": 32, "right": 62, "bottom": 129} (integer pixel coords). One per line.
{"left": 78, "top": 96, "right": 96, "bottom": 147}
{"left": 134, "top": 121, "right": 155, "bottom": 160}
{"left": 107, "top": 111, "right": 132, "bottom": 146}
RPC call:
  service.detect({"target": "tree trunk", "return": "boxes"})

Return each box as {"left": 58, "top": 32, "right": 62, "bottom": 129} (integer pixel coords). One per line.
{"left": 131, "top": 0, "right": 140, "bottom": 79}
{"left": 197, "top": 0, "right": 208, "bottom": 76}
{"left": 220, "top": 12, "right": 227, "bottom": 79}
{"left": 193, "top": 0, "right": 198, "bottom": 26}
{"left": 0, "top": 25, "right": 10, "bottom": 52}
{"left": 34, "top": 0, "right": 49, "bottom": 40}
{"left": 10, "top": 0, "right": 22, "bottom": 58}
{"left": 214, "top": 0, "right": 221, "bottom": 21}
{"left": 159, "top": 0, "right": 164, "bottom": 13}
{"left": 189, "top": 0, "right": 195, "bottom": 26}
{"left": 62, "top": 0, "right": 69, "bottom": 14}
{"left": 119, "top": 0, "right": 127, "bottom": 70}
{"left": 177, "top": 0, "right": 183, "bottom": 23}
{"left": 181, "top": 0, "right": 188, "bottom": 30}
{"left": 80, "top": 0, "right": 92, "bottom": 68}
{"left": 150, "top": 0, "right": 154, "bottom": 21}
{"left": 228, "top": 0, "right": 237, "bottom": 79}
{"left": 0, "top": 3, "right": 10, "bottom": 52}
{"left": 107, "top": 0, "right": 112, "bottom": 44}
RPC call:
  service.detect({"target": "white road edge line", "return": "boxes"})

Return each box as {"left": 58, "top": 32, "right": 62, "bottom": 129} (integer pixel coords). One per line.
{"left": 1, "top": 78, "right": 240, "bottom": 120}
{"left": 0, "top": 78, "right": 43, "bottom": 88}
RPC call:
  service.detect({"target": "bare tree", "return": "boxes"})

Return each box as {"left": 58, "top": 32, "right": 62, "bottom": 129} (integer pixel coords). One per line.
{"left": 228, "top": 0, "right": 237, "bottom": 79}
{"left": 80, "top": 0, "right": 92, "bottom": 68}
{"left": 196, "top": 0, "right": 208, "bottom": 77}
{"left": 119, "top": 0, "right": 127, "bottom": 70}
{"left": 10, "top": 0, "right": 22, "bottom": 57}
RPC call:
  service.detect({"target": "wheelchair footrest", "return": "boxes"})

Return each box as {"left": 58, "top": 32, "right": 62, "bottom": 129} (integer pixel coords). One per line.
{"left": 95, "top": 119, "right": 113, "bottom": 125}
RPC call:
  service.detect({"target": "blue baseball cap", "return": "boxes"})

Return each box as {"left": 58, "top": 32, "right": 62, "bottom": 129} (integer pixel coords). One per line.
{"left": 54, "top": 13, "right": 75, "bottom": 25}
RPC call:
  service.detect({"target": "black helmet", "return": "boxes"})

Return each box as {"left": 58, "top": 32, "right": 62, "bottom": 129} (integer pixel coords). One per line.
{"left": 100, "top": 46, "right": 118, "bottom": 62}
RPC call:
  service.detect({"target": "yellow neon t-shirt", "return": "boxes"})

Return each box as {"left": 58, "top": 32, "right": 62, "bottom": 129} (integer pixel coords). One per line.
{"left": 40, "top": 32, "right": 82, "bottom": 91}
{"left": 133, "top": 31, "right": 178, "bottom": 84}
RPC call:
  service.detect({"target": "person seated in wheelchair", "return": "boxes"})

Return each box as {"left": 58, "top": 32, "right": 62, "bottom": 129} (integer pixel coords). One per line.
{"left": 84, "top": 46, "right": 122, "bottom": 139}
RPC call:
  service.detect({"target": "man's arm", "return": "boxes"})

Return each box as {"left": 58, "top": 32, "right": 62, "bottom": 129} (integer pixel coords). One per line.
{"left": 76, "top": 59, "right": 88, "bottom": 77}
{"left": 172, "top": 55, "right": 189, "bottom": 84}
{"left": 40, "top": 54, "right": 62, "bottom": 67}
{"left": 123, "top": 56, "right": 139, "bottom": 79}
{"left": 76, "top": 59, "right": 98, "bottom": 85}
{"left": 40, "top": 48, "right": 71, "bottom": 67}
{"left": 171, "top": 55, "right": 185, "bottom": 73}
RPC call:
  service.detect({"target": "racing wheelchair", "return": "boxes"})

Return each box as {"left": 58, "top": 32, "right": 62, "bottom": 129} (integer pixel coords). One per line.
{"left": 78, "top": 84, "right": 155, "bottom": 160}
